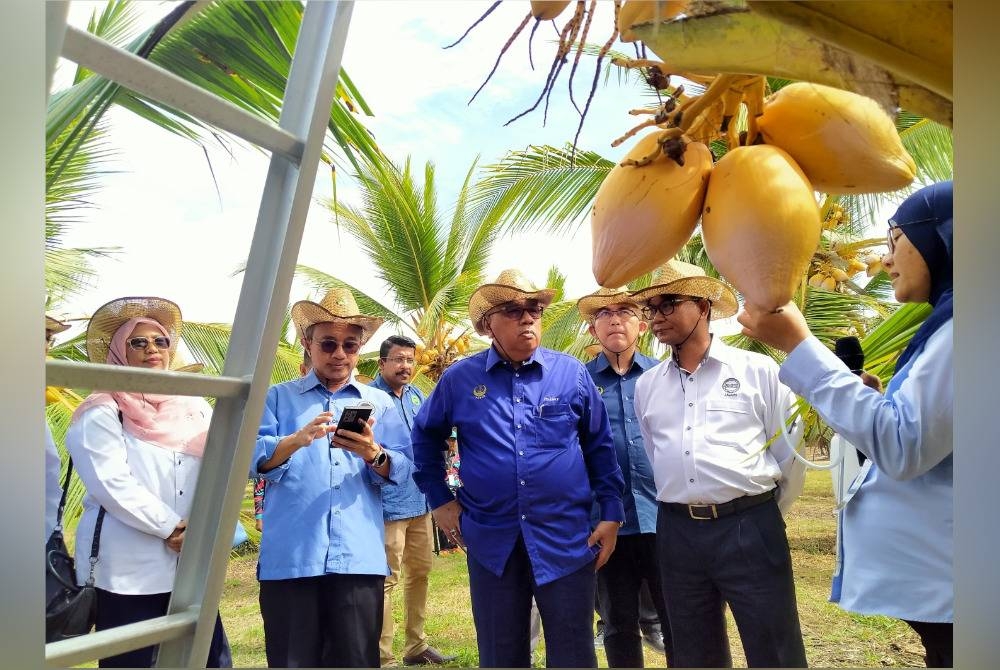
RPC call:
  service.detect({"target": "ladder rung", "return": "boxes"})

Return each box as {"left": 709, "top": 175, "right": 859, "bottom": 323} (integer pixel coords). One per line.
{"left": 60, "top": 25, "right": 306, "bottom": 162}
{"left": 46, "top": 359, "right": 250, "bottom": 399}
{"left": 45, "top": 609, "right": 199, "bottom": 668}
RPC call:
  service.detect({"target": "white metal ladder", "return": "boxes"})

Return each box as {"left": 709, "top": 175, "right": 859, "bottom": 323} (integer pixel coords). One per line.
{"left": 43, "top": 2, "right": 355, "bottom": 666}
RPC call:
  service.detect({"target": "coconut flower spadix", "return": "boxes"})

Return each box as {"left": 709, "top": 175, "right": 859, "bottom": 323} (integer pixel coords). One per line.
{"left": 591, "top": 135, "right": 712, "bottom": 287}
{"left": 757, "top": 82, "right": 916, "bottom": 194}
{"left": 701, "top": 145, "right": 821, "bottom": 311}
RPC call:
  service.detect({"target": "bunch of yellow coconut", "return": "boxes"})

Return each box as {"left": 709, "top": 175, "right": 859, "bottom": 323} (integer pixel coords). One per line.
{"left": 415, "top": 333, "right": 474, "bottom": 381}
{"left": 591, "top": 81, "right": 916, "bottom": 311}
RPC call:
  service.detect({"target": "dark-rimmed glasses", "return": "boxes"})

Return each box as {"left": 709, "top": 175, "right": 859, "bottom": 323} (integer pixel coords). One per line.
{"left": 128, "top": 336, "right": 171, "bottom": 351}
{"left": 383, "top": 355, "right": 416, "bottom": 366}
{"left": 594, "top": 308, "right": 638, "bottom": 321}
{"left": 886, "top": 222, "right": 901, "bottom": 254}
{"left": 314, "top": 338, "right": 361, "bottom": 355}
{"left": 488, "top": 304, "right": 545, "bottom": 321}
{"left": 640, "top": 298, "right": 698, "bottom": 320}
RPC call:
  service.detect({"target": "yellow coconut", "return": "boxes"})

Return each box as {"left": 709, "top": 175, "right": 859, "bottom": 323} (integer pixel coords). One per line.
{"left": 530, "top": 1, "right": 572, "bottom": 21}
{"left": 619, "top": 1, "right": 687, "bottom": 42}
{"left": 757, "top": 82, "right": 916, "bottom": 194}
{"left": 591, "top": 135, "right": 712, "bottom": 287}
{"left": 701, "top": 145, "right": 821, "bottom": 311}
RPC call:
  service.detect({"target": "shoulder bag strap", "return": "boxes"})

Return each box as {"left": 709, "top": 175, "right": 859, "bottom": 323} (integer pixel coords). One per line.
{"left": 83, "top": 408, "right": 124, "bottom": 585}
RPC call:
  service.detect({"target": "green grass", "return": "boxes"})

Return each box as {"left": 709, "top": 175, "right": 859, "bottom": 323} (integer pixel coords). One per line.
{"left": 218, "top": 469, "right": 925, "bottom": 668}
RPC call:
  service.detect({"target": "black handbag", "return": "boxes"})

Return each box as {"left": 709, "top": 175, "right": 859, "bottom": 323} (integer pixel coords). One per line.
{"left": 45, "top": 457, "right": 105, "bottom": 643}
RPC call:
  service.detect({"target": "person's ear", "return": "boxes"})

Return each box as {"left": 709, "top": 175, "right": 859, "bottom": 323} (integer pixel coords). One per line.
{"left": 300, "top": 336, "right": 310, "bottom": 350}
{"left": 638, "top": 320, "right": 649, "bottom": 334}
{"left": 587, "top": 323, "right": 597, "bottom": 339}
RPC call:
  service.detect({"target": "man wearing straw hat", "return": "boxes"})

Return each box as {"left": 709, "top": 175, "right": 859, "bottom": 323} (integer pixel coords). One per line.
{"left": 411, "top": 269, "right": 625, "bottom": 669}
{"left": 631, "top": 260, "right": 807, "bottom": 668}
{"left": 44, "top": 314, "right": 71, "bottom": 540}
{"left": 576, "top": 288, "right": 671, "bottom": 667}
{"left": 252, "top": 288, "right": 413, "bottom": 668}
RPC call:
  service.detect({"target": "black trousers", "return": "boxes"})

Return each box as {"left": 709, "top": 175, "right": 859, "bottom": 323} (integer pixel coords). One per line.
{"left": 94, "top": 589, "right": 231, "bottom": 668}
{"left": 904, "top": 620, "right": 953, "bottom": 668}
{"left": 596, "top": 532, "right": 672, "bottom": 667}
{"left": 259, "top": 573, "right": 385, "bottom": 668}
{"left": 656, "top": 498, "right": 808, "bottom": 668}
{"left": 467, "top": 534, "right": 597, "bottom": 668}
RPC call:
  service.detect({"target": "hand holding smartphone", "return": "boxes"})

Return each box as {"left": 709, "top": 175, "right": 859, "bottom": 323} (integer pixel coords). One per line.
{"left": 329, "top": 404, "right": 373, "bottom": 445}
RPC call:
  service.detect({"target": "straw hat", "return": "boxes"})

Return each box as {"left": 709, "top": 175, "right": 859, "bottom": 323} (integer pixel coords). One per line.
{"left": 576, "top": 287, "right": 640, "bottom": 322}
{"left": 468, "top": 269, "right": 556, "bottom": 336}
{"left": 629, "top": 260, "right": 738, "bottom": 320}
{"left": 86, "top": 296, "right": 183, "bottom": 363}
{"left": 45, "top": 314, "right": 71, "bottom": 334}
{"left": 291, "top": 287, "right": 384, "bottom": 344}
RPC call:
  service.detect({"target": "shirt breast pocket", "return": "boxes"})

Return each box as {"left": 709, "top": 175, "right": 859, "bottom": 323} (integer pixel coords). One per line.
{"left": 535, "top": 402, "right": 575, "bottom": 448}
{"left": 703, "top": 399, "right": 762, "bottom": 450}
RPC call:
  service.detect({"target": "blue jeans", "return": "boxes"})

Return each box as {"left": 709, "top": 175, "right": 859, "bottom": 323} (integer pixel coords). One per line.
{"left": 467, "top": 533, "right": 597, "bottom": 668}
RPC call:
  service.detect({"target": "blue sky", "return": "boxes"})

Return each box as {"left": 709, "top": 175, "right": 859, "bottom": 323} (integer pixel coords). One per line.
{"left": 54, "top": 1, "right": 733, "bottom": 342}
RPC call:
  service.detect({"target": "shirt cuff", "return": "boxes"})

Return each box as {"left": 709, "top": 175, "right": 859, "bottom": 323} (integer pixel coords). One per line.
{"left": 779, "top": 335, "right": 838, "bottom": 396}
{"left": 598, "top": 499, "right": 626, "bottom": 523}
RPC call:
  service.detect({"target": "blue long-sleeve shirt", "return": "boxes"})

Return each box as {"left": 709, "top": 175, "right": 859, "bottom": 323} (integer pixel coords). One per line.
{"left": 369, "top": 374, "right": 430, "bottom": 521}
{"left": 411, "top": 346, "right": 625, "bottom": 585}
{"left": 585, "top": 351, "right": 660, "bottom": 535}
{"left": 252, "top": 370, "right": 412, "bottom": 580}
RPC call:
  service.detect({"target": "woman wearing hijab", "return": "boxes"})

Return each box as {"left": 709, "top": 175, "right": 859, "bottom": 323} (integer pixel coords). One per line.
{"left": 737, "top": 181, "right": 954, "bottom": 667}
{"left": 67, "top": 297, "right": 231, "bottom": 668}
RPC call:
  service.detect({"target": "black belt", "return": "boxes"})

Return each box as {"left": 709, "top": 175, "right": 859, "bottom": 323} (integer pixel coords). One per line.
{"left": 660, "top": 488, "right": 776, "bottom": 520}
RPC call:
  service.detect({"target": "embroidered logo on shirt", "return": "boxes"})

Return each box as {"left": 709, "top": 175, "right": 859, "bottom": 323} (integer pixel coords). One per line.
{"left": 721, "top": 377, "right": 740, "bottom": 396}
{"left": 473, "top": 384, "right": 487, "bottom": 399}
{"left": 543, "top": 395, "right": 560, "bottom": 403}
{"left": 596, "top": 386, "right": 604, "bottom": 395}
{"left": 410, "top": 395, "right": 421, "bottom": 405}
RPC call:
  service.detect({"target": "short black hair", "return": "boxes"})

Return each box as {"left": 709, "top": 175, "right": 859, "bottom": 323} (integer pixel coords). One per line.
{"left": 379, "top": 335, "right": 417, "bottom": 359}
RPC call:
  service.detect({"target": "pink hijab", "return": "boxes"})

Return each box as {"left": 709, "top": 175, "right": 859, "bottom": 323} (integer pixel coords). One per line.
{"left": 71, "top": 317, "right": 208, "bottom": 458}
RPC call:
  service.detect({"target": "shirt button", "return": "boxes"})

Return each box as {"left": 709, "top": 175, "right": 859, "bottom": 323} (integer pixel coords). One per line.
{"left": 629, "top": 440, "right": 634, "bottom": 445}
{"left": 521, "top": 514, "right": 526, "bottom": 520}
{"left": 685, "top": 451, "right": 690, "bottom": 455}
{"left": 688, "top": 376, "right": 694, "bottom": 381}
{"left": 515, "top": 398, "right": 521, "bottom": 403}
{"left": 334, "top": 461, "right": 340, "bottom": 465}
{"left": 625, "top": 418, "right": 631, "bottom": 423}
{"left": 688, "top": 402, "right": 693, "bottom": 407}
{"left": 689, "top": 478, "right": 694, "bottom": 483}
{"left": 178, "top": 490, "right": 183, "bottom": 496}
{"left": 335, "top": 485, "right": 340, "bottom": 490}
{"left": 686, "top": 426, "right": 692, "bottom": 431}
{"left": 335, "top": 510, "right": 340, "bottom": 515}
{"left": 520, "top": 480, "right": 526, "bottom": 486}
{"left": 516, "top": 424, "right": 522, "bottom": 430}
{"left": 515, "top": 373, "right": 520, "bottom": 378}
{"left": 519, "top": 450, "right": 524, "bottom": 456}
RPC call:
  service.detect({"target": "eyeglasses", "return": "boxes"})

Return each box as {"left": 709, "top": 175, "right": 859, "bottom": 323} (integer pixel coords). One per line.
{"left": 640, "top": 298, "right": 699, "bottom": 320}
{"left": 886, "top": 224, "right": 901, "bottom": 254}
{"left": 593, "top": 308, "right": 638, "bottom": 321}
{"left": 383, "top": 356, "right": 416, "bottom": 365}
{"left": 127, "top": 336, "right": 171, "bottom": 351}
{"left": 489, "top": 304, "right": 545, "bottom": 321}
{"left": 314, "top": 338, "right": 361, "bottom": 355}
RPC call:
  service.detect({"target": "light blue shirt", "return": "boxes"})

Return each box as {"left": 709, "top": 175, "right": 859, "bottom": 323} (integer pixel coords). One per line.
{"left": 253, "top": 370, "right": 413, "bottom": 580}
{"left": 585, "top": 352, "right": 660, "bottom": 535}
{"left": 45, "top": 423, "right": 62, "bottom": 539}
{"left": 411, "top": 346, "right": 624, "bottom": 585}
{"left": 780, "top": 325, "right": 953, "bottom": 622}
{"left": 369, "top": 374, "right": 430, "bottom": 521}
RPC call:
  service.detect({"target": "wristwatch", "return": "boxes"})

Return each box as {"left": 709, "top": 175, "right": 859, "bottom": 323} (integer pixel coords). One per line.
{"left": 367, "top": 447, "right": 388, "bottom": 468}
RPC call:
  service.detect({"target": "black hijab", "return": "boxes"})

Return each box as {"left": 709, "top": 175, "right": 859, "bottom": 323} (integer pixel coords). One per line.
{"left": 890, "top": 180, "right": 953, "bottom": 373}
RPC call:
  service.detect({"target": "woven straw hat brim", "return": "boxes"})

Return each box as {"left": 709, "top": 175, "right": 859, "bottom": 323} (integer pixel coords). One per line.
{"left": 630, "top": 277, "right": 739, "bottom": 320}
{"left": 468, "top": 284, "right": 556, "bottom": 336}
{"left": 86, "top": 296, "right": 182, "bottom": 364}
{"left": 290, "top": 301, "right": 384, "bottom": 344}
{"left": 576, "top": 289, "right": 639, "bottom": 321}
{"left": 45, "top": 315, "right": 71, "bottom": 334}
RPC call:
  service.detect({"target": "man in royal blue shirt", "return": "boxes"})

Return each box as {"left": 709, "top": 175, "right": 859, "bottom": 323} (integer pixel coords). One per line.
{"left": 253, "top": 288, "right": 412, "bottom": 668}
{"left": 411, "top": 269, "right": 625, "bottom": 668}
{"left": 577, "top": 288, "right": 671, "bottom": 667}
{"left": 369, "top": 335, "right": 454, "bottom": 667}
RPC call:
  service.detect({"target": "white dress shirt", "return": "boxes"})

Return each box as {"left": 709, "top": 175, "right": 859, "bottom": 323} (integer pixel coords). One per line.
{"left": 635, "top": 339, "right": 805, "bottom": 513}
{"left": 67, "top": 402, "right": 207, "bottom": 594}
{"left": 45, "top": 423, "right": 62, "bottom": 539}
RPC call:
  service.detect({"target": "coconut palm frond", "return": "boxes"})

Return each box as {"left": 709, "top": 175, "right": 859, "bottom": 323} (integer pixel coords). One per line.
{"left": 472, "top": 143, "right": 615, "bottom": 237}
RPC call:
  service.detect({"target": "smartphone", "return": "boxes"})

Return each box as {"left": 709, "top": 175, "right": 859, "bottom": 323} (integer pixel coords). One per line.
{"left": 334, "top": 404, "right": 373, "bottom": 435}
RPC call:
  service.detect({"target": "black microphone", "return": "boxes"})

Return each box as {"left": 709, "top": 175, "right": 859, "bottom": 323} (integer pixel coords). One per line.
{"left": 834, "top": 336, "right": 865, "bottom": 375}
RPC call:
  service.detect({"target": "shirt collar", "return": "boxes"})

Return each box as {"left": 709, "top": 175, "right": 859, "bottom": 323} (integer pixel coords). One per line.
{"left": 295, "top": 368, "right": 364, "bottom": 397}
{"left": 660, "top": 334, "right": 725, "bottom": 376}
{"left": 591, "top": 350, "right": 657, "bottom": 374}
{"left": 485, "top": 343, "right": 546, "bottom": 371}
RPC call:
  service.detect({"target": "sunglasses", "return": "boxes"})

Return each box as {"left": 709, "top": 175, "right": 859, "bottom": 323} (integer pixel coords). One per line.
{"left": 314, "top": 338, "right": 361, "bottom": 355}
{"left": 127, "top": 336, "right": 171, "bottom": 351}
{"left": 640, "top": 298, "right": 700, "bottom": 320}
{"left": 489, "top": 304, "right": 545, "bottom": 321}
